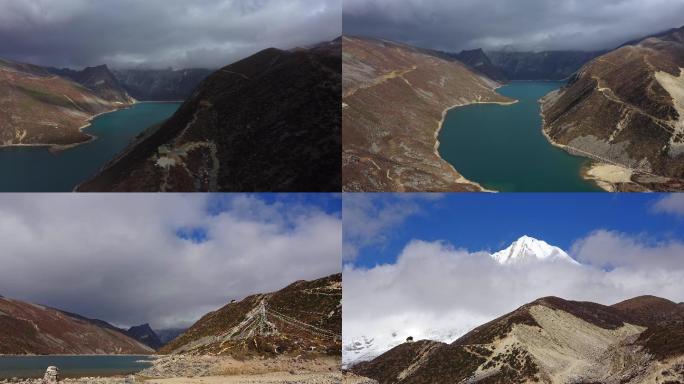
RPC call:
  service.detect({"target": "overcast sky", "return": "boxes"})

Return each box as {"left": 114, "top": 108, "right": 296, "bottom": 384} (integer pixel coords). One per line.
{"left": 343, "top": 193, "right": 684, "bottom": 365}
{"left": 0, "top": 194, "right": 341, "bottom": 330}
{"left": 0, "top": 0, "right": 341, "bottom": 69}
{"left": 344, "top": 0, "right": 684, "bottom": 52}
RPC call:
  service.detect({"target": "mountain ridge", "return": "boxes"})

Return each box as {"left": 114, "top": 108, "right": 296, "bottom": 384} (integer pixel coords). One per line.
{"left": 76, "top": 39, "right": 341, "bottom": 192}
{"left": 0, "top": 295, "right": 153, "bottom": 355}
{"left": 351, "top": 295, "right": 684, "bottom": 383}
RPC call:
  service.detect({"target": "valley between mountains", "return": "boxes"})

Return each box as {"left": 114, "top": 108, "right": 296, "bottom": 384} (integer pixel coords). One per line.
{"left": 343, "top": 25, "right": 684, "bottom": 192}
{"left": 0, "top": 274, "right": 341, "bottom": 383}
{"left": 0, "top": 38, "right": 341, "bottom": 192}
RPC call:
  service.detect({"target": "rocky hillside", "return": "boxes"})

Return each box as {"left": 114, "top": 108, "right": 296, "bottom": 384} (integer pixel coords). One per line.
{"left": 351, "top": 296, "right": 684, "bottom": 384}
{"left": 0, "top": 59, "right": 135, "bottom": 147}
{"left": 0, "top": 295, "right": 153, "bottom": 355}
{"left": 159, "top": 274, "right": 341, "bottom": 358}
{"left": 342, "top": 36, "right": 513, "bottom": 192}
{"left": 541, "top": 25, "right": 684, "bottom": 191}
{"left": 76, "top": 39, "right": 341, "bottom": 192}
{"left": 487, "top": 50, "right": 603, "bottom": 80}
{"left": 113, "top": 68, "right": 213, "bottom": 101}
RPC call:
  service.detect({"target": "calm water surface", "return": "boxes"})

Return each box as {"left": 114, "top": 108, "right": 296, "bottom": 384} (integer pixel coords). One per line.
{"left": 0, "top": 102, "right": 180, "bottom": 192}
{"left": 438, "top": 82, "right": 600, "bottom": 192}
{"left": 0, "top": 355, "right": 154, "bottom": 379}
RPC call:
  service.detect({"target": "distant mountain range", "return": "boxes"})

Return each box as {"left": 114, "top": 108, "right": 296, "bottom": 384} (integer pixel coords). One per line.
{"left": 351, "top": 295, "right": 684, "bottom": 383}
{"left": 541, "top": 25, "right": 684, "bottom": 191}
{"left": 450, "top": 48, "right": 603, "bottom": 82}
{"left": 0, "top": 295, "right": 153, "bottom": 355}
{"left": 113, "top": 68, "right": 213, "bottom": 101}
{"left": 77, "top": 38, "right": 342, "bottom": 192}
{"left": 160, "top": 274, "right": 341, "bottom": 357}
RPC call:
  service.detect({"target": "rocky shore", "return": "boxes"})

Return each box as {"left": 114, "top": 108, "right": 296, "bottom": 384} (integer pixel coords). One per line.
{"left": 1, "top": 355, "right": 341, "bottom": 384}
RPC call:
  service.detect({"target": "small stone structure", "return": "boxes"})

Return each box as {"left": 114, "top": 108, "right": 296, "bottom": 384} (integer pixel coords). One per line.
{"left": 43, "top": 366, "right": 59, "bottom": 383}
{"left": 406, "top": 336, "right": 414, "bottom": 343}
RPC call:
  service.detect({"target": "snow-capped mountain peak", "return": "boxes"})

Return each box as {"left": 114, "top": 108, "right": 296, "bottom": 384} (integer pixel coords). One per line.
{"left": 491, "top": 235, "right": 578, "bottom": 265}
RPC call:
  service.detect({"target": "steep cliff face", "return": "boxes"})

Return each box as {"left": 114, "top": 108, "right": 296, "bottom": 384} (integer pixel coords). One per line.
{"left": 0, "top": 296, "right": 153, "bottom": 355}
{"left": 77, "top": 40, "right": 341, "bottom": 192}
{"left": 159, "top": 274, "right": 341, "bottom": 358}
{"left": 352, "top": 296, "right": 684, "bottom": 384}
{"left": 451, "top": 49, "right": 507, "bottom": 82}
{"left": 541, "top": 26, "right": 684, "bottom": 191}
{"left": 113, "top": 69, "right": 213, "bottom": 101}
{"left": 342, "top": 36, "right": 513, "bottom": 192}
{"left": 0, "top": 59, "right": 134, "bottom": 147}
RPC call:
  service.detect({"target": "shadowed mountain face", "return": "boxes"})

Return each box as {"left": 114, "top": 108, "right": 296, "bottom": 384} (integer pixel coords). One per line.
{"left": 0, "top": 296, "right": 153, "bottom": 355}
{"left": 156, "top": 328, "right": 187, "bottom": 345}
{"left": 342, "top": 36, "right": 513, "bottom": 192}
{"left": 113, "top": 69, "right": 213, "bottom": 101}
{"left": 76, "top": 39, "right": 341, "bottom": 192}
{"left": 50, "top": 65, "right": 135, "bottom": 104}
{"left": 159, "top": 274, "right": 341, "bottom": 358}
{"left": 541, "top": 25, "right": 684, "bottom": 191}
{"left": 450, "top": 49, "right": 507, "bottom": 82}
{"left": 0, "top": 59, "right": 134, "bottom": 147}
{"left": 487, "top": 50, "right": 604, "bottom": 80}
{"left": 127, "top": 323, "right": 164, "bottom": 350}
{"left": 351, "top": 296, "right": 684, "bottom": 384}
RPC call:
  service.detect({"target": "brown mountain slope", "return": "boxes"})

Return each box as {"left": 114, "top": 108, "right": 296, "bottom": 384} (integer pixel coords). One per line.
{"left": 541, "top": 26, "right": 684, "bottom": 191}
{"left": 352, "top": 296, "right": 684, "bottom": 384}
{"left": 159, "top": 274, "right": 341, "bottom": 358}
{"left": 342, "top": 36, "right": 514, "bottom": 192}
{"left": 76, "top": 40, "right": 341, "bottom": 192}
{"left": 0, "top": 58, "right": 134, "bottom": 148}
{"left": 0, "top": 295, "right": 153, "bottom": 355}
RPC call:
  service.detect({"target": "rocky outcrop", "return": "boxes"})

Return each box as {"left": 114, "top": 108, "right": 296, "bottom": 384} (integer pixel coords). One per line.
{"left": 127, "top": 324, "right": 163, "bottom": 350}
{"left": 43, "top": 367, "right": 59, "bottom": 384}
{"left": 0, "top": 295, "right": 153, "bottom": 355}
{"left": 113, "top": 69, "right": 213, "bottom": 101}
{"left": 159, "top": 274, "right": 341, "bottom": 357}
{"left": 76, "top": 39, "right": 341, "bottom": 192}
{"left": 342, "top": 36, "right": 513, "bottom": 192}
{"left": 0, "top": 59, "right": 135, "bottom": 147}
{"left": 351, "top": 296, "right": 684, "bottom": 384}
{"left": 541, "top": 25, "right": 684, "bottom": 191}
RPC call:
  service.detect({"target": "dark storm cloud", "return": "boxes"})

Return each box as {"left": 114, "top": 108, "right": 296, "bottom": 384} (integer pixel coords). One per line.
{"left": 0, "top": 195, "right": 341, "bottom": 329}
{"left": 0, "top": 0, "right": 341, "bottom": 69}
{"left": 343, "top": 0, "right": 684, "bottom": 52}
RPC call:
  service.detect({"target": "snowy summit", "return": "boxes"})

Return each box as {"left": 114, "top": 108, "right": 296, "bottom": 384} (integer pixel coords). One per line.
{"left": 491, "top": 235, "right": 578, "bottom": 265}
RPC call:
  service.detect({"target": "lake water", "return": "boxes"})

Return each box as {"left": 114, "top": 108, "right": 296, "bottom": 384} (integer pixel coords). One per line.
{"left": 438, "top": 82, "right": 601, "bottom": 192}
{"left": 0, "top": 355, "right": 155, "bottom": 379}
{"left": 0, "top": 102, "right": 181, "bottom": 192}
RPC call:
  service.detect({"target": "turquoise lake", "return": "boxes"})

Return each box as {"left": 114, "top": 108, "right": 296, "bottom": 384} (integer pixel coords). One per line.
{"left": 0, "top": 355, "right": 154, "bottom": 379}
{"left": 0, "top": 102, "right": 181, "bottom": 192}
{"left": 438, "top": 82, "right": 601, "bottom": 192}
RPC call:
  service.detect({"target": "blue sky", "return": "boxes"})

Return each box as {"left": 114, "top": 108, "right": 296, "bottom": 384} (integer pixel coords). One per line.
{"left": 344, "top": 193, "right": 684, "bottom": 268}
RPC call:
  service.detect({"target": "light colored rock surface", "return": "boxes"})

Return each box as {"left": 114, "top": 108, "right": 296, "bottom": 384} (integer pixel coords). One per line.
{"left": 585, "top": 163, "right": 634, "bottom": 191}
